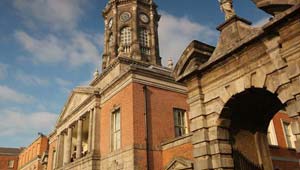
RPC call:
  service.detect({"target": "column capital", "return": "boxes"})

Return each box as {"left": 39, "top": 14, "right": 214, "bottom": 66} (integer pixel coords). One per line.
{"left": 94, "top": 103, "right": 101, "bottom": 109}
{"left": 68, "top": 124, "right": 76, "bottom": 129}
{"left": 79, "top": 115, "right": 86, "bottom": 121}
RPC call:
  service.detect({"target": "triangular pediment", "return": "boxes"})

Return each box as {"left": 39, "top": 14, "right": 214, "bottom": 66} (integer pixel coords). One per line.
{"left": 165, "top": 157, "right": 193, "bottom": 170}
{"left": 56, "top": 86, "right": 98, "bottom": 125}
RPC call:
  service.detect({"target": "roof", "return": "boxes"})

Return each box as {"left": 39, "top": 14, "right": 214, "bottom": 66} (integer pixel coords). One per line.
{"left": 0, "top": 147, "right": 22, "bottom": 156}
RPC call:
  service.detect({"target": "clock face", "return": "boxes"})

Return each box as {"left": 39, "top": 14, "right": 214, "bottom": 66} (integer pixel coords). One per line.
{"left": 108, "top": 18, "right": 113, "bottom": 29}
{"left": 139, "top": 13, "right": 149, "bottom": 23}
{"left": 120, "top": 12, "right": 131, "bottom": 22}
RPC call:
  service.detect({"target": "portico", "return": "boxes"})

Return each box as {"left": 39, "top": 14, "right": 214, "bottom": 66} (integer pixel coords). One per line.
{"left": 53, "top": 87, "right": 101, "bottom": 170}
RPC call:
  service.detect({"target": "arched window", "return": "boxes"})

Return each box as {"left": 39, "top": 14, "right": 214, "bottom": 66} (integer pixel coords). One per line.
{"left": 139, "top": 28, "right": 150, "bottom": 55}
{"left": 120, "top": 27, "right": 132, "bottom": 46}
{"left": 120, "top": 27, "right": 132, "bottom": 53}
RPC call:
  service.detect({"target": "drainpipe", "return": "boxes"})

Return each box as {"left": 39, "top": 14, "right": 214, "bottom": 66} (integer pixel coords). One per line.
{"left": 143, "top": 85, "right": 150, "bottom": 170}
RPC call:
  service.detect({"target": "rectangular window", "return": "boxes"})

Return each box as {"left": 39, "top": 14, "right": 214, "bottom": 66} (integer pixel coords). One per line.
{"left": 174, "top": 108, "right": 188, "bottom": 137}
{"left": 283, "top": 121, "right": 296, "bottom": 148}
{"left": 267, "top": 120, "right": 278, "bottom": 146}
{"left": 8, "top": 160, "right": 14, "bottom": 168}
{"left": 112, "top": 109, "right": 121, "bottom": 151}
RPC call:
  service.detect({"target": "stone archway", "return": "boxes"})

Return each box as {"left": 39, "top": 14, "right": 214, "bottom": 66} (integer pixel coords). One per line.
{"left": 174, "top": 3, "right": 300, "bottom": 170}
{"left": 219, "top": 88, "right": 285, "bottom": 170}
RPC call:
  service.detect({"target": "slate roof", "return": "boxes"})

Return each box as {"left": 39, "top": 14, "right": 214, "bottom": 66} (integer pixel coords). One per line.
{"left": 0, "top": 147, "right": 22, "bottom": 156}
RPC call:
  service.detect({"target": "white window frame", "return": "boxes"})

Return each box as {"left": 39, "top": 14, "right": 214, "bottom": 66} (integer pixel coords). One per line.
{"left": 267, "top": 120, "right": 278, "bottom": 146}
{"left": 8, "top": 160, "right": 14, "bottom": 168}
{"left": 111, "top": 108, "right": 121, "bottom": 151}
{"left": 173, "top": 108, "right": 188, "bottom": 137}
{"left": 281, "top": 120, "right": 296, "bottom": 149}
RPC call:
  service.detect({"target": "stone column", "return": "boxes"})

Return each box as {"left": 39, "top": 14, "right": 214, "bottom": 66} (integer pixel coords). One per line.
{"left": 76, "top": 119, "right": 83, "bottom": 159}
{"left": 91, "top": 108, "right": 96, "bottom": 153}
{"left": 88, "top": 110, "right": 93, "bottom": 153}
{"left": 92, "top": 105, "right": 100, "bottom": 155}
{"left": 55, "top": 134, "right": 63, "bottom": 168}
{"left": 64, "top": 127, "right": 72, "bottom": 165}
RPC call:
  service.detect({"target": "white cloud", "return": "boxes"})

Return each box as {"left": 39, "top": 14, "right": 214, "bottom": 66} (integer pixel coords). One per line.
{"left": 253, "top": 17, "right": 270, "bottom": 27}
{"left": 16, "top": 71, "right": 49, "bottom": 86}
{"left": 0, "top": 63, "right": 8, "bottom": 80}
{"left": 0, "top": 109, "right": 57, "bottom": 137}
{"left": 158, "top": 11, "right": 218, "bottom": 65}
{"left": 0, "top": 85, "right": 34, "bottom": 103}
{"left": 15, "top": 31, "right": 102, "bottom": 67}
{"left": 13, "top": 0, "right": 85, "bottom": 30}
{"left": 55, "top": 78, "right": 72, "bottom": 87}
{"left": 15, "top": 31, "right": 65, "bottom": 63}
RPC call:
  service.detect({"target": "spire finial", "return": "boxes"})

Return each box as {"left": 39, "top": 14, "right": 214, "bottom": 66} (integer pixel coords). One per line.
{"left": 167, "top": 57, "right": 174, "bottom": 69}
{"left": 93, "top": 68, "right": 99, "bottom": 78}
{"left": 218, "top": 0, "right": 235, "bottom": 20}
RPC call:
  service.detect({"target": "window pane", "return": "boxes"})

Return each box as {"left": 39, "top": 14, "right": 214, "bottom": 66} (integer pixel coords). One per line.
{"left": 112, "top": 109, "right": 121, "bottom": 151}
{"left": 121, "top": 27, "right": 132, "bottom": 46}
{"left": 283, "top": 122, "right": 294, "bottom": 148}
{"left": 267, "top": 120, "right": 278, "bottom": 146}
{"left": 8, "top": 160, "right": 14, "bottom": 168}
{"left": 174, "top": 108, "right": 187, "bottom": 137}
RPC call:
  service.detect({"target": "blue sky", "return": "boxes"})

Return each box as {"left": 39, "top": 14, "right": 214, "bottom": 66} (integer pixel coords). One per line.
{"left": 0, "top": 0, "right": 270, "bottom": 147}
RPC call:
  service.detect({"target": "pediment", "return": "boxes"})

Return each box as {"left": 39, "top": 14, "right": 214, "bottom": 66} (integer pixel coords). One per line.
{"left": 173, "top": 40, "right": 214, "bottom": 82}
{"left": 165, "top": 157, "right": 193, "bottom": 170}
{"left": 56, "top": 86, "right": 98, "bottom": 125}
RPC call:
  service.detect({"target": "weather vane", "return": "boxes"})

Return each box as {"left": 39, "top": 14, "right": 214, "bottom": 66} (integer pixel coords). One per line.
{"left": 218, "top": 0, "right": 236, "bottom": 20}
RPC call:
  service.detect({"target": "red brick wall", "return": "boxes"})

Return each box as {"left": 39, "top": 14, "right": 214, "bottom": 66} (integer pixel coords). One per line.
{"left": 18, "top": 136, "right": 48, "bottom": 170}
{"left": 99, "top": 82, "right": 188, "bottom": 169}
{"left": 272, "top": 160, "right": 300, "bottom": 170}
{"left": 100, "top": 83, "right": 134, "bottom": 155}
{"left": 132, "top": 83, "right": 189, "bottom": 170}
{"left": 0, "top": 155, "right": 19, "bottom": 170}
{"left": 162, "top": 143, "right": 194, "bottom": 168}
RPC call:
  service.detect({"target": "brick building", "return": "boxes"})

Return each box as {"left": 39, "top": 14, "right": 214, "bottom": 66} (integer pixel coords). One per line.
{"left": 43, "top": 0, "right": 300, "bottom": 170}
{"left": 13, "top": 0, "right": 300, "bottom": 170}
{"left": 45, "top": 0, "right": 188, "bottom": 170}
{"left": 0, "top": 147, "right": 22, "bottom": 170}
{"left": 18, "top": 134, "right": 48, "bottom": 170}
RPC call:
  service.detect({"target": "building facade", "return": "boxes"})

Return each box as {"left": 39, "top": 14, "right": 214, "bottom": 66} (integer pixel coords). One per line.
{"left": 0, "top": 147, "right": 22, "bottom": 170}
{"left": 1, "top": 0, "right": 297, "bottom": 170}
{"left": 18, "top": 134, "right": 48, "bottom": 170}
{"left": 46, "top": 0, "right": 188, "bottom": 170}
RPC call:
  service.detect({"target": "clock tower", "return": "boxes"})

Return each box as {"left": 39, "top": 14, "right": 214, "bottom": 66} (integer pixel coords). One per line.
{"left": 102, "top": 0, "right": 161, "bottom": 70}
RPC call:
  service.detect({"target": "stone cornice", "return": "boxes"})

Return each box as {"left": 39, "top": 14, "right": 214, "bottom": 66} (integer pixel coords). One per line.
{"left": 90, "top": 57, "right": 152, "bottom": 86}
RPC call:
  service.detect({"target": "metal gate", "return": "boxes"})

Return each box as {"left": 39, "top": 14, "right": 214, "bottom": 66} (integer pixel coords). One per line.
{"left": 233, "top": 149, "right": 264, "bottom": 170}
